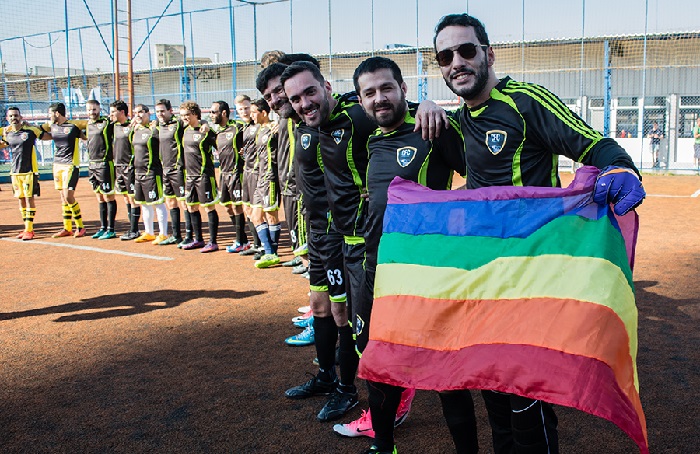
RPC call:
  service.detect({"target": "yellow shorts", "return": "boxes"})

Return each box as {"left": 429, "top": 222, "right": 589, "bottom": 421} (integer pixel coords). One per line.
{"left": 11, "top": 172, "right": 40, "bottom": 198}
{"left": 53, "top": 163, "right": 80, "bottom": 191}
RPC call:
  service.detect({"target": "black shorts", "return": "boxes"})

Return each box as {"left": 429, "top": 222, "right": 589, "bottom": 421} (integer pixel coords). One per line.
{"left": 115, "top": 164, "right": 135, "bottom": 195}
{"left": 242, "top": 170, "right": 258, "bottom": 205}
{"left": 163, "top": 167, "right": 186, "bottom": 200}
{"left": 219, "top": 171, "right": 243, "bottom": 206}
{"left": 254, "top": 178, "right": 280, "bottom": 211}
{"left": 307, "top": 227, "right": 346, "bottom": 304}
{"left": 282, "top": 194, "right": 300, "bottom": 250}
{"left": 343, "top": 239, "right": 367, "bottom": 349}
{"left": 134, "top": 171, "right": 164, "bottom": 204}
{"left": 88, "top": 161, "right": 116, "bottom": 194}
{"left": 185, "top": 174, "right": 218, "bottom": 206}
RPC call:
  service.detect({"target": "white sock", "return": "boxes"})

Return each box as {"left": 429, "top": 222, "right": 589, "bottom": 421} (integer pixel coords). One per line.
{"left": 155, "top": 203, "right": 168, "bottom": 236}
{"left": 142, "top": 205, "right": 155, "bottom": 235}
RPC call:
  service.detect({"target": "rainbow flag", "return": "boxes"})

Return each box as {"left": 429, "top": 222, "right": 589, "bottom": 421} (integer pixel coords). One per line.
{"left": 358, "top": 166, "right": 647, "bottom": 453}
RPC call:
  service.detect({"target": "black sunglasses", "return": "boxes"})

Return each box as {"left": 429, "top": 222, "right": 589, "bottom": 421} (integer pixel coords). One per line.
{"left": 435, "top": 42, "right": 488, "bottom": 66}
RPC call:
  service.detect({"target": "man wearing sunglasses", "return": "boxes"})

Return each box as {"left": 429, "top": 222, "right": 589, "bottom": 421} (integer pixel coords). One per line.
{"left": 434, "top": 13, "right": 646, "bottom": 454}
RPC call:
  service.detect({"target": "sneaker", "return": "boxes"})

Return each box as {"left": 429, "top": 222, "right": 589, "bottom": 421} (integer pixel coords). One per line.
{"left": 159, "top": 235, "right": 179, "bottom": 246}
{"left": 239, "top": 245, "right": 259, "bottom": 256}
{"left": 293, "top": 242, "right": 308, "bottom": 256}
{"left": 298, "top": 305, "right": 311, "bottom": 314}
{"left": 312, "top": 357, "right": 319, "bottom": 366}
{"left": 151, "top": 234, "right": 168, "bottom": 245}
{"left": 182, "top": 240, "right": 205, "bottom": 250}
{"left": 361, "top": 446, "right": 397, "bottom": 454}
{"left": 302, "top": 271, "right": 310, "bottom": 279}
{"left": 253, "top": 250, "right": 264, "bottom": 260}
{"left": 395, "top": 388, "right": 416, "bottom": 426}
{"left": 293, "top": 316, "right": 314, "bottom": 329}
{"left": 16, "top": 231, "right": 26, "bottom": 239}
{"left": 134, "top": 233, "right": 156, "bottom": 243}
{"left": 201, "top": 242, "right": 219, "bottom": 253}
{"left": 99, "top": 231, "right": 117, "bottom": 240}
{"left": 292, "top": 264, "right": 309, "bottom": 275}
{"left": 284, "top": 372, "right": 336, "bottom": 399}
{"left": 292, "top": 309, "right": 313, "bottom": 323}
{"left": 120, "top": 231, "right": 140, "bottom": 241}
{"left": 73, "top": 227, "right": 87, "bottom": 238}
{"left": 22, "top": 231, "right": 35, "bottom": 241}
{"left": 334, "top": 409, "right": 374, "bottom": 438}
{"left": 92, "top": 229, "right": 106, "bottom": 239}
{"left": 52, "top": 229, "right": 73, "bottom": 238}
{"left": 318, "top": 388, "right": 359, "bottom": 422}
{"left": 282, "top": 256, "right": 302, "bottom": 267}
{"left": 227, "top": 242, "right": 250, "bottom": 253}
{"left": 285, "top": 325, "right": 315, "bottom": 346}
{"left": 177, "top": 238, "right": 193, "bottom": 249}
{"left": 255, "top": 253, "right": 280, "bottom": 268}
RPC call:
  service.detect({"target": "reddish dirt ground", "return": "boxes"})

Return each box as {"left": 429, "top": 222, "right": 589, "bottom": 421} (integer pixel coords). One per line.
{"left": 0, "top": 173, "right": 698, "bottom": 453}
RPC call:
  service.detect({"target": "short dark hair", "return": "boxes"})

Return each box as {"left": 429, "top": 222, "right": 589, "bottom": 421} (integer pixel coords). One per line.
{"left": 279, "top": 53, "right": 321, "bottom": 69}
{"left": 280, "top": 61, "right": 325, "bottom": 89}
{"left": 109, "top": 100, "right": 128, "bottom": 114}
{"left": 49, "top": 102, "right": 66, "bottom": 116}
{"left": 251, "top": 98, "right": 270, "bottom": 114}
{"left": 135, "top": 104, "right": 149, "bottom": 113}
{"left": 86, "top": 99, "right": 100, "bottom": 107}
{"left": 213, "top": 100, "right": 230, "bottom": 118}
{"left": 353, "top": 56, "right": 404, "bottom": 94}
{"left": 155, "top": 99, "right": 172, "bottom": 110}
{"left": 433, "top": 14, "right": 490, "bottom": 49}
{"left": 7, "top": 106, "right": 20, "bottom": 113}
{"left": 256, "top": 63, "right": 287, "bottom": 94}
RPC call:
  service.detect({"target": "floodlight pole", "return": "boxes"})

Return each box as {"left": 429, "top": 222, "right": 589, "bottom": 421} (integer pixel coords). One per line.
{"left": 127, "top": 0, "right": 135, "bottom": 115}
{"left": 113, "top": 0, "right": 121, "bottom": 100}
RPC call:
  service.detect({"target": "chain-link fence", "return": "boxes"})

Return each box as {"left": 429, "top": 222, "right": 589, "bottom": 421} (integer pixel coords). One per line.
{"left": 1, "top": 0, "right": 699, "bottom": 172}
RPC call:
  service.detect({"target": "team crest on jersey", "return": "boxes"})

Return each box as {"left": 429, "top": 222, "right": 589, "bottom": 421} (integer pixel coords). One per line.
{"left": 20, "top": 132, "right": 29, "bottom": 141}
{"left": 355, "top": 315, "right": 365, "bottom": 336}
{"left": 168, "top": 124, "right": 176, "bottom": 131}
{"left": 301, "top": 133, "right": 311, "bottom": 149}
{"left": 332, "top": 129, "right": 344, "bottom": 145}
{"left": 225, "top": 132, "right": 234, "bottom": 140}
{"left": 141, "top": 132, "right": 150, "bottom": 140}
{"left": 63, "top": 127, "right": 72, "bottom": 134}
{"left": 193, "top": 133, "right": 201, "bottom": 141}
{"left": 123, "top": 127, "right": 130, "bottom": 134}
{"left": 485, "top": 130, "right": 507, "bottom": 155}
{"left": 396, "top": 146, "right": 417, "bottom": 168}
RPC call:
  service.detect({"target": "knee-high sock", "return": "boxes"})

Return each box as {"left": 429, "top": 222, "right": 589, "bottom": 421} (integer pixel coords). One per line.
{"left": 248, "top": 220, "right": 260, "bottom": 247}
{"left": 155, "top": 203, "right": 168, "bottom": 236}
{"left": 337, "top": 324, "right": 358, "bottom": 390}
{"left": 26, "top": 208, "right": 36, "bottom": 232}
{"left": 269, "top": 223, "right": 281, "bottom": 253}
{"left": 439, "top": 390, "right": 479, "bottom": 454}
{"left": 98, "top": 201, "right": 107, "bottom": 230}
{"left": 368, "top": 381, "right": 403, "bottom": 452}
{"left": 130, "top": 205, "right": 141, "bottom": 233}
{"left": 207, "top": 210, "right": 219, "bottom": 243}
{"left": 190, "top": 210, "right": 203, "bottom": 242}
{"left": 141, "top": 205, "right": 155, "bottom": 235}
{"left": 107, "top": 200, "right": 117, "bottom": 231}
{"left": 184, "top": 209, "right": 193, "bottom": 240}
{"left": 313, "top": 316, "right": 338, "bottom": 381}
{"left": 61, "top": 203, "right": 72, "bottom": 230}
{"left": 255, "top": 222, "right": 272, "bottom": 254}
{"left": 170, "top": 207, "right": 181, "bottom": 239}
{"left": 125, "top": 203, "right": 132, "bottom": 223}
{"left": 235, "top": 213, "right": 247, "bottom": 244}
{"left": 69, "top": 202, "right": 84, "bottom": 228}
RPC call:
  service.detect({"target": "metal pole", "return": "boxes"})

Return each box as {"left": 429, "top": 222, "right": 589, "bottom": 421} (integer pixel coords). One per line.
{"left": 146, "top": 18, "right": 156, "bottom": 105}
{"left": 229, "top": 0, "right": 237, "bottom": 96}
{"left": 521, "top": 0, "right": 525, "bottom": 80}
{"left": 49, "top": 33, "right": 57, "bottom": 101}
{"left": 113, "top": 0, "right": 121, "bottom": 100}
{"left": 328, "top": 0, "right": 332, "bottom": 80}
{"left": 78, "top": 29, "right": 88, "bottom": 93}
{"left": 640, "top": 0, "right": 649, "bottom": 167}
{"left": 22, "top": 39, "right": 34, "bottom": 115}
{"left": 371, "top": 0, "right": 375, "bottom": 56}
{"left": 127, "top": 0, "right": 135, "bottom": 115}
{"left": 189, "top": 12, "right": 197, "bottom": 99}
{"left": 253, "top": 4, "right": 258, "bottom": 61}
{"left": 65, "top": 0, "right": 73, "bottom": 117}
{"left": 603, "top": 40, "right": 611, "bottom": 137}
{"left": 289, "top": 0, "right": 293, "bottom": 52}
{"left": 579, "top": 0, "right": 585, "bottom": 117}
{"left": 180, "top": 0, "right": 189, "bottom": 100}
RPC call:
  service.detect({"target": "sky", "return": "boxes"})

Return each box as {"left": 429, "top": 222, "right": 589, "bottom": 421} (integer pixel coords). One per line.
{"left": 0, "top": 0, "right": 696, "bottom": 75}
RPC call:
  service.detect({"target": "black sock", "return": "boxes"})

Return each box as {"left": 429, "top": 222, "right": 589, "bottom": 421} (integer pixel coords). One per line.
{"left": 126, "top": 203, "right": 132, "bottom": 223}
{"left": 439, "top": 390, "right": 479, "bottom": 453}
{"left": 313, "top": 316, "right": 338, "bottom": 378}
{"left": 170, "top": 207, "right": 181, "bottom": 240}
{"left": 368, "top": 381, "right": 403, "bottom": 451}
{"left": 337, "top": 324, "right": 358, "bottom": 391}
{"left": 107, "top": 200, "right": 117, "bottom": 231}
{"left": 248, "top": 220, "right": 260, "bottom": 248}
{"left": 235, "top": 213, "right": 247, "bottom": 244}
{"left": 207, "top": 210, "right": 219, "bottom": 244}
{"left": 184, "top": 209, "right": 193, "bottom": 240}
{"left": 130, "top": 206, "right": 141, "bottom": 233}
{"left": 190, "top": 211, "right": 203, "bottom": 242}
{"left": 98, "top": 201, "right": 107, "bottom": 230}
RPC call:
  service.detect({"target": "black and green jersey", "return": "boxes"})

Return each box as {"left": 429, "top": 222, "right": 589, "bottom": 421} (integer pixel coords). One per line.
{"left": 216, "top": 120, "right": 243, "bottom": 174}
{"left": 47, "top": 121, "right": 83, "bottom": 165}
{"left": 87, "top": 117, "right": 113, "bottom": 162}
{"left": 460, "top": 76, "right": 636, "bottom": 188}
{"left": 366, "top": 107, "right": 465, "bottom": 266}
{"left": 295, "top": 121, "right": 329, "bottom": 232}
{"left": 255, "top": 123, "right": 278, "bottom": 185}
{"left": 182, "top": 125, "right": 217, "bottom": 177}
{"left": 132, "top": 124, "right": 161, "bottom": 175}
{"left": 277, "top": 116, "right": 297, "bottom": 196}
{"left": 113, "top": 121, "right": 133, "bottom": 166}
{"left": 319, "top": 93, "right": 375, "bottom": 237}
{"left": 2, "top": 125, "right": 42, "bottom": 174}
{"left": 242, "top": 122, "right": 259, "bottom": 174}
{"left": 157, "top": 117, "right": 185, "bottom": 170}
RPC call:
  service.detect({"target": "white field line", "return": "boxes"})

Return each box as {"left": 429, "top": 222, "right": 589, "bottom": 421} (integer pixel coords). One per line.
{"left": 1, "top": 238, "right": 173, "bottom": 261}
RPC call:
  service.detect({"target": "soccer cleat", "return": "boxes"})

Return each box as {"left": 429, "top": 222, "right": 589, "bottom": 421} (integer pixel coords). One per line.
{"left": 239, "top": 245, "right": 259, "bottom": 256}
{"left": 302, "top": 271, "right": 310, "bottom": 279}
{"left": 293, "top": 316, "right": 314, "bottom": 329}
{"left": 16, "top": 231, "right": 26, "bottom": 239}
{"left": 227, "top": 242, "right": 251, "bottom": 253}
{"left": 282, "top": 256, "right": 302, "bottom": 267}
{"left": 318, "top": 388, "right": 359, "bottom": 422}
{"left": 285, "top": 325, "right": 315, "bottom": 346}
{"left": 292, "top": 264, "right": 309, "bottom": 275}
{"left": 293, "top": 242, "right": 308, "bottom": 256}
{"left": 99, "top": 231, "right": 117, "bottom": 240}
{"left": 52, "top": 229, "right": 73, "bottom": 238}
{"left": 334, "top": 409, "right": 374, "bottom": 438}
{"left": 201, "top": 242, "right": 219, "bottom": 253}
{"left": 252, "top": 250, "right": 264, "bottom": 260}
{"left": 92, "top": 229, "right": 106, "bottom": 239}
{"left": 158, "top": 235, "right": 179, "bottom": 246}
{"left": 292, "top": 309, "right": 313, "bottom": 323}
{"left": 73, "top": 228, "right": 87, "bottom": 238}
{"left": 254, "top": 253, "right": 280, "bottom": 268}
{"left": 284, "top": 372, "right": 336, "bottom": 399}
{"left": 177, "top": 238, "right": 194, "bottom": 249}
{"left": 151, "top": 234, "right": 169, "bottom": 245}
{"left": 361, "top": 446, "right": 397, "bottom": 454}
{"left": 182, "top": 240, "right": 205, "bottom": 250}
{"left": 22, "top": 231, "right": 35, "bottom": 241}
{"left": 134, "top": 233, "right": 156, "bottom": 243}
{"left": 121, "top": 231, "right": 140, "bottom": 241}
{"left": 395, "top": 388, "right": 416, "bottom": 427}
{"left": 312, "top": 357, "right": 320, "bottom": 366}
